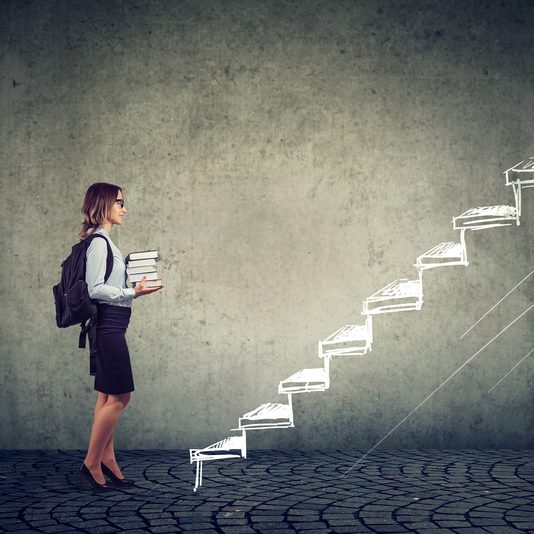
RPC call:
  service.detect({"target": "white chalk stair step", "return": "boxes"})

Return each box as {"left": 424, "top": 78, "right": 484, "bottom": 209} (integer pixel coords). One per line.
{"left": 504, "top": 156, "right": 534, "bottom": 220}
{"left": 415, "top": 241, "right": 468, "bottom": 269}
{"left": 189, "top": 432, "right": 247, "bottom": 491}
{"left": 239, "top": 401, "right": 294, "bottom": 430}
{"left": 504, "top": 156, "right": 534, "bottom": 188}
{"left": 363, "top": 278, "right": 423, "bottom": 315}
{"left": 319, "top": 322, "right": 372, "bottom": 357}
{"left": 452, "top": 205, "right": 518, "bottom": 230}
{"left": 278, "top": 367, "right": 329, "bottom": 394}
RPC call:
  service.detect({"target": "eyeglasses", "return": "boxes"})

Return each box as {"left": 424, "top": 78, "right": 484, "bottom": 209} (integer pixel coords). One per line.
{"left": 115, "top": 199, "right": 125, "bottom": 208}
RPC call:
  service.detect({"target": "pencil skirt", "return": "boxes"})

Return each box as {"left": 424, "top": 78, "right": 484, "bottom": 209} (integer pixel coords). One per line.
{"left": 93, "top": 304, "right": 135, "bottom": 394}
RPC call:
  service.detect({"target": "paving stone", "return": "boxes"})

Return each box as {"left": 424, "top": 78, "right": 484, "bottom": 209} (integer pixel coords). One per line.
{"left": 503, "top": 498, "right": 532, "bottom": 505}
{"left": 294, "top": 530, "right": 331, "bottom": 534}
{"left": 286, "top": 509, "right": 320, "bottom": 516}
{"left": 371, "top": 526, "right": 410, "bottom": 533}
{"left": 434, "top": 520, "right": 477, "bottom": 528}
{"left": 359, "top": 511, "right": 395, "bottom": 518}
{"left": 21, "top": 513, "right": 53, "bottom": 521}
{"left": 329, "top": 527, "right": 373, "bottom": 533}
{"left": 219, "top": 528, "right": 257, "bottom": 533}
{"left": 150, "top": 526, "right": 184, "bottom": 533}
{"left": 484, "top": 527, "right": 530, "bottom": 534}
{"left": 398, "top": 522, "right": 438, "bottom": 529}
{"left": 108, "top": 520, "right": 148, "bottom": 528}
{"left": 2, "top": 524, "right": 41, "bottom": 532}
{"left": 106, "top": 509, "right": 140, "bottom": 518}
{"left": 146, "top": 519, "right": 179, "bottom": 526}
{"left": 489, "top": 502, "right": 519, "bottom": 509}
{"left": 287, "top": 514, "right": 321, "bottom": 521}
{"left": 0, "top": 508, "right": 21, "bottom": 525}
{"left": 515, "top": 505, "right": 534, "bottom": 511}
{"left": 322, "top": 514, "right": 355, "bottom": 520}
{"left": 453, "top": 529, "right": 494, "bottom": 534}
{"left": 506, "top": 512, "right": 534, "bottom": 519}
{"left": 361, "top": 517, "right": 398, "bottom": 525}
{"left": 288, "top": 522, "right": 329, "bottom": 529}
{"left": 470, "top": 518, "right": 509, "bottom": 526}
{"left": 173, "top": 512, "right": 213, "bottom": 519}
{"left": 217, "top": 511, "right": 247, "bottom": 518}
{"left": 252, "top": 522, "right": 293, "bottom": 529}
{"left": 291, "top": 504, "right": 329, "bottom": 511}
{"left": 84, "top": 526, "right": 122, "bottom": 534}
{"left": 470, "top": 512, "right": 509, "bottom": 518}
{"left": 179, "top": 524, "right": 216, "bottom": 531}
{"left": 431, "top": 514, "right": 467, "bottom": 520}
{"left": 249, "top": 515, "right": 286, "bottom": 522}
{"left": 217, "top": 516, "right": 249, "bottom": 525}
{"left": 394, "top": 509, "right": 432, "bottom": 516}
{"left": 39, "top": 525, "right": 85, "bottom": 534}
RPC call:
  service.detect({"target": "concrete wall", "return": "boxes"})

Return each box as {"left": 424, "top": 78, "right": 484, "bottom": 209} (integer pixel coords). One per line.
{"left": 1, "top": 0, "right": 532, "bottom": 450}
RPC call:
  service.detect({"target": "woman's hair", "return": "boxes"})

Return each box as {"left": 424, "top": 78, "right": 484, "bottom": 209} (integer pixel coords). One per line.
{"left": 79, "top": 182, "right": 123, "bottom": 241}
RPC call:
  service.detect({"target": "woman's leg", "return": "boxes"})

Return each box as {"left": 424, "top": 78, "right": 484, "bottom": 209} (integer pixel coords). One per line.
{"left": 93, "top": 393, "right": 120, "bottom": 473}
{"left": 84, "top": 391, "right": 131, "bottom": 484}
{"left": 101, "top": 398, "right": 130, "bottom": 479}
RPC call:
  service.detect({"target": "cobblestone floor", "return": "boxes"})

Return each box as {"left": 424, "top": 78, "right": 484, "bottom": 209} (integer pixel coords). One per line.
{"left": 0, "top": 449, "right": 533, "bottom": 533}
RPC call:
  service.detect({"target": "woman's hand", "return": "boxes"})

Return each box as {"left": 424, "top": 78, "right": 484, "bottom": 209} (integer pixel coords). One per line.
{"left": 134, "top": 277, "right": 164, "bottom": 298}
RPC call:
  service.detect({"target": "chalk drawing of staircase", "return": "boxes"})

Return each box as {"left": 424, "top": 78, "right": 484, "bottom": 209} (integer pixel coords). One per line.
{"left": 189, "top": 157, "right": 533, "bottom": 491}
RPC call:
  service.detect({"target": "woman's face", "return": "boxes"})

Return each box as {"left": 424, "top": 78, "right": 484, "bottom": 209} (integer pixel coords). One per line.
{"left": 106, "top": 189, "right": 127, "bottom": 226}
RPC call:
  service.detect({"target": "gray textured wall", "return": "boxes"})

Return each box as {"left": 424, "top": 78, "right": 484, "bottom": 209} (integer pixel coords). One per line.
{"left": 1, "top": 0, "right": 532, "bottom": 450}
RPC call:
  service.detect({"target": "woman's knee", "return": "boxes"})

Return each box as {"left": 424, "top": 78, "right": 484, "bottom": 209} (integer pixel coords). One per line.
{"left": 93, "top": 392, "right": 108, "bottom": 415}
{"left": 121, "top": 392, "right": 131, "bottom": 408}
{"left": 107, "top": 392, "right": 131, "bottom": 410}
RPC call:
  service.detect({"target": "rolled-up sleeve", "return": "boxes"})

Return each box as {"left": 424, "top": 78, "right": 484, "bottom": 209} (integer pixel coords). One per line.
{"left": 86, "top": 238, "right": 136, "bottom": 302}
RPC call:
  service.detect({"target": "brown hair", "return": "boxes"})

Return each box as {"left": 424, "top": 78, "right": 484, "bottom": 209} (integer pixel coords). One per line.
{"left": 79, "top": 182, "right": 123, "bottom": 241}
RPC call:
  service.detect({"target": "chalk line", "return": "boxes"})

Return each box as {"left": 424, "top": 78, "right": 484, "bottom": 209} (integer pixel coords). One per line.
{"left": 460, "top": 269, "right": 534, "bottom": 339}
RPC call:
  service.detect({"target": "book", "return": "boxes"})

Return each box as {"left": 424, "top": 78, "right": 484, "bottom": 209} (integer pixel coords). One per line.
{"left": 127, "top": 250, "right": 158, "bottom": 261}
{"left": 129, "top": 271, "right": 160, "bottom": 283}
{"left": 126, "top": 265, "right": 158, "bottom": 275}
{"left": 126, "top": 258, "right": 157, "bottom": 268}
{"left": 133, "top": 279, "right": 163, "bottom": 288}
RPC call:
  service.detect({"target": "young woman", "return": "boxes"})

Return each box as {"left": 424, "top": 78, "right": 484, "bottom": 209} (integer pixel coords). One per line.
{"left": 78, "top": 182, "right": 162, "bottom": 492}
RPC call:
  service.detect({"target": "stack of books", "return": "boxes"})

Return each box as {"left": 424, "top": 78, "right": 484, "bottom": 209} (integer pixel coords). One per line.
{"left": 125, "top": 249, "right": 162, "bottom": 288}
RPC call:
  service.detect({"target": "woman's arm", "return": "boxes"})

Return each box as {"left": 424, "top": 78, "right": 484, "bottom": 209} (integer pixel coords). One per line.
{"left": 86, "top": 237, "right": 136, "bottom": 302}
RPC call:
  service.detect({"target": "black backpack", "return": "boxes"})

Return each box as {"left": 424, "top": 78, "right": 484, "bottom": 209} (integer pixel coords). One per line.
{"left": 53, "top": 233, "right": 113, "bottom": 349}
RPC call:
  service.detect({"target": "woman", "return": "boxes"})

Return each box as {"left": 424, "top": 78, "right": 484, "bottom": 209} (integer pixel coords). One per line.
{"left": 78, "top": 182, "right": 162, "bottom": 492}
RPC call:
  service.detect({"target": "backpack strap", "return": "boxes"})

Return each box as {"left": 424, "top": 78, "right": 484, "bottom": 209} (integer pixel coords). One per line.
{"left": 79, "top": 317, "right": 93, "bottom": 349}
{"left": 78, "top": 233, "right": 114, "bottom": 350}
{"left": 87, "top": 233, "right": 114, "bottom": 283}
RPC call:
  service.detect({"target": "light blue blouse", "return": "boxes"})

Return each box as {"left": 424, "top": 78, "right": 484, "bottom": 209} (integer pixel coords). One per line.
{"left": 85, "top": 227, "right": 136, "bottom": 307}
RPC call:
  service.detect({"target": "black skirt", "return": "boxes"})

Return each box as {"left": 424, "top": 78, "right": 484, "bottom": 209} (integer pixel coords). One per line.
{"left": 93, "top": 304, "right": 134, "bottom": 394}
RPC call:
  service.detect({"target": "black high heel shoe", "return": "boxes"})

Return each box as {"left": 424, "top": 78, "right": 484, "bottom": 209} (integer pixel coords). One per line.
{"left": 101, "top": 462, "right": 136, "bottom": 487}
{"left": 79, "top": 463, "right": 115, "bottom": 492}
